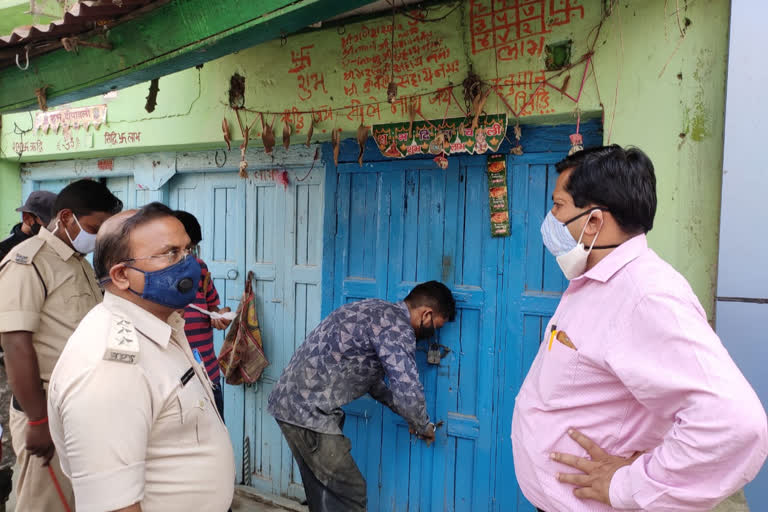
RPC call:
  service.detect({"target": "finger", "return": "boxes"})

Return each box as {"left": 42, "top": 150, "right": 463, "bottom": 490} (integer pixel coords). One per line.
{"left": 45, "top": 446, "right": 55, "bottom": 466}
{"left": 551, "top": 452, "right": 593, "bottom": 473}
{"left": 568, "top": 429, "right": 607, "bottom": 458}
{"left": 556, "top": 472, "right": 591, "bottom": 487}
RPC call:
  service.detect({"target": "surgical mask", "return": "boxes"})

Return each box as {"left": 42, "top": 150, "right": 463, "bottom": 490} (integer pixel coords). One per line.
{"left": 540, "top": 209, "right": 604, "bottom": 280}
{"left": 414, "top": 316, "right": 436, "bottom": 340}
{"left": 126, "top": 254, "right": 201, "bottom": 309}
{"left": 53, "top": 215, "right": 97, "bottom": 254}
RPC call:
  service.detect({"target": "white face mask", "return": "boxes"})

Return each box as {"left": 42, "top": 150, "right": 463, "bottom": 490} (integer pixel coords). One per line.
{"left": 54, "top": 214, "right": 97, "bottom": 254}
{"left": 540, "top": 209, "right": 603, "bottom": 280}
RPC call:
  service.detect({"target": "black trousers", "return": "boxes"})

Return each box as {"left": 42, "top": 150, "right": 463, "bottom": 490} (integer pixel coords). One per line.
{"left": 277, "top": 419, "right": 367, "bottom": 512}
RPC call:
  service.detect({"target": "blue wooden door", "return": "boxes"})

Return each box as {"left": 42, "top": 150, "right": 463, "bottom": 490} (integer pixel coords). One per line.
{"left": 333, "top": 157, "right": 501, "bottom": 511}
{"left": 106, "top": 175, "right": 166, "bottom": 208}
{"left": 218, "top": 167, "right": 324, "bottom": 500}
{"left": 493, "top": 158, "right": 569, "bottom": 512}
{"left": 332, "top": 151, "right": 570, "bottom": 511}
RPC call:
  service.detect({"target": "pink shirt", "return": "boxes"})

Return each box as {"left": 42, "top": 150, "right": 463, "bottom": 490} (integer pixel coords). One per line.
{"left": 512, "top": 234, "right": 768, "bottom": 511}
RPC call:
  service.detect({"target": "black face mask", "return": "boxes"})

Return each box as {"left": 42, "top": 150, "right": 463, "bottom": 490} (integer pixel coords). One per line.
{"left": 414, "top": 316, "right": 436, "bottom": 340}
{"left": 29, "top": 222, "right": 42, "bottom": 236}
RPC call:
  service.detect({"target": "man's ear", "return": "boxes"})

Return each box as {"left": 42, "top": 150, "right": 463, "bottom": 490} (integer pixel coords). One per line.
{"left": 109, "top": 263, "right": 131, "bottom": 291}
{"left": 58, "top": 208, "right": 73, "bottom": 227}
{"left": 584, "top": 208, "right": 604, "bottom": 236}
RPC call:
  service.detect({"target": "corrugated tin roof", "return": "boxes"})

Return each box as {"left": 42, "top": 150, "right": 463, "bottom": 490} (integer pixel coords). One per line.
{"left": 0, "top": 0, "right": 160, "bottom": 69}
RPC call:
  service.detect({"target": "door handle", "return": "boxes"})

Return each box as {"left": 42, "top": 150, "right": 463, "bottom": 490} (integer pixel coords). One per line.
{"left": 226, "top": 269, "right": 239, "bottom": 280}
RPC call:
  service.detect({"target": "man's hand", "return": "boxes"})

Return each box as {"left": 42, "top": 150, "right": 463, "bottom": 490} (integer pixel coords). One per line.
{"left": 551, "top": 429, "right": 643, "bottom": 506}
{"left": 25, "top": 422, "right": 55, "bottom": 465}
{"left": 211, "top": 307, "right": 232, "bottom": 330}
{"left": 409, "top": 423, "right": 437, "bottom": 447}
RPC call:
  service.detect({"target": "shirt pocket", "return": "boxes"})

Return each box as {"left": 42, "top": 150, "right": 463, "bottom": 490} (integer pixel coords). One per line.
{"left": 535, "top": 340, "right": 580, "bottom": 403}
{"left": 47, "top": 285, "right": 93, "bottom": 315}
{"left": 176, "top": 383, "right": 209, "bottom": 445}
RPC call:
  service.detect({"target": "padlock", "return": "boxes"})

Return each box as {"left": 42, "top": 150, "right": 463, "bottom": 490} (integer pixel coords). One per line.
{"left": 428, "top": 343, "right": 442, "bottom": 365}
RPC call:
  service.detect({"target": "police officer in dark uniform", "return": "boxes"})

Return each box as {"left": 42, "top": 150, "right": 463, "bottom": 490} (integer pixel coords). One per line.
{"left": 0, "top": 191, "right": 57, "bottom": 261}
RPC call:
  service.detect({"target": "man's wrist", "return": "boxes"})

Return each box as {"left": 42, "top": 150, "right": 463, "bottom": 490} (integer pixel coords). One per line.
{"left": 608, "top": 464, "right": 639, "bottom": 509}
{"left": 27, "top": 416, "right": 48, "bottom": 426}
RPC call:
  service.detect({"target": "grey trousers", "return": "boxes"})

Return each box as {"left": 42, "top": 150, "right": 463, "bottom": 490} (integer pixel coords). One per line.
{"left": 277, "top": 420, "right": 366, "bottom": 512}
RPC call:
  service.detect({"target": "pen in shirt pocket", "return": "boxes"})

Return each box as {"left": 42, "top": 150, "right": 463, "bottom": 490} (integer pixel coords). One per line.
{"left": 547, "top": 325, "right": 557, "bottom": 351}
{"left": 192, "top": 349, "right": 216, "bottom": 389}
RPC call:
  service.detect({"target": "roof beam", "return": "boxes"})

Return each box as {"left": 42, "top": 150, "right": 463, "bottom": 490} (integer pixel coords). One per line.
{"left": 0, "top": 0, "right": 377, "bottom": 112}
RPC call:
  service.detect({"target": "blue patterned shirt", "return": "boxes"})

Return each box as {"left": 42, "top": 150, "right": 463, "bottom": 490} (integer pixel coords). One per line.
{"left": 268, "top": 299, "right": 430, "bottom": 435}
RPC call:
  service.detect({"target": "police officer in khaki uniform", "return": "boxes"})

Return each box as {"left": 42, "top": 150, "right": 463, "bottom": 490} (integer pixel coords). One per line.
{"left": 0, "top": 180, "right": 122, "bottom": 511}
{"left": 0, "top": 190, "right": 57, "bottom": 511}
{"left": 48, "top": 203, "right": 235, "bottom": 512}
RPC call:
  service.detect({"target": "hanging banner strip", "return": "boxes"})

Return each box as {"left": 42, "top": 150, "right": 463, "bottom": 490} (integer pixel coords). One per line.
{"left": 372, "top": 114, "right": 507, "bottom": 158}
{"left": 487, "top": 153, "right": 510, "bottom": 237}
{"left": 34, "top": 105, "right": 108, "bottom": 133}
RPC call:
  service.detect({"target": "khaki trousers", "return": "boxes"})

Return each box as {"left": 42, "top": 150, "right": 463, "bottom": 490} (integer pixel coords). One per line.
{"left": 9, "top": 404, "right": 74, "bottom": 511}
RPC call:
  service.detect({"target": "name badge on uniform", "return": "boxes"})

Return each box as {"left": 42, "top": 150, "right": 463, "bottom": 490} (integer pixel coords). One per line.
{"left": 180, "top": 367, "right": 195, "bottom": 386}
{"left": 103, "top": 315, "right": 140, "bottom": 364}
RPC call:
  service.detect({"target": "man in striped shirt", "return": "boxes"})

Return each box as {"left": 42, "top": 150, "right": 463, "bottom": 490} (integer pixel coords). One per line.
{"left": 174, "top": 211, "right": 232, "bottom": 417}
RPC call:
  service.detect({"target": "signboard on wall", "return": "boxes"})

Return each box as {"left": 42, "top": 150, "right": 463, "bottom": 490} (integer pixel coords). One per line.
{"left": 34, "top": 105, "right": 107, "bottom": 133}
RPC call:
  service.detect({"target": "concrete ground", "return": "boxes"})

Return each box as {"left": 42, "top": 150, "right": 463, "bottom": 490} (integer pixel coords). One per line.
{"left": 5, "top": 461, "right": 304, "bottom": 512}
{"left": 1, "top": 465, "right": 750, "bottom": 511}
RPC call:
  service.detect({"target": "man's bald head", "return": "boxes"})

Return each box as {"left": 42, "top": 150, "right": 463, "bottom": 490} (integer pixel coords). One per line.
{"left": 97, "top": 208, "right": 139, "bottom": 239}
{"left": 93, "top": 203, "right": 177, "bottom": 280}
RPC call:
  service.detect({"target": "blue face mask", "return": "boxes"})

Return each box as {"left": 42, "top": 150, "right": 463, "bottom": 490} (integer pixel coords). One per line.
{"left": 127, "top": 254, "right": 201, "bottom": 309}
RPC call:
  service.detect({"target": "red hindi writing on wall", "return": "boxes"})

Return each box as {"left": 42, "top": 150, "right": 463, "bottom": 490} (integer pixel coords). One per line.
{"left": 470, "top": 0, "right": 584, "bottom": 61}
{"left": 104, "top": 131, "right": 142, "bottom": 146}
{"left": 339, "top": 19, "right": 455, "bottom": 100}
{"left": 57, "top": 136, "right": 81, "bottom": 152}
{"left": 13, "top": 141, "right": 43, "bottom": 153}
{"left": 289, "top": 45, "right": 315, "bottom": 73}
{"left": 287, "top": 44, "right": 327, "bottom": 102}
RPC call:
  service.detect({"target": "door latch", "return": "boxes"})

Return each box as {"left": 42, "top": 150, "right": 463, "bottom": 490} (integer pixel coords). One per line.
{"left": 427, "top": 342, "right": 451, "bottom": 365}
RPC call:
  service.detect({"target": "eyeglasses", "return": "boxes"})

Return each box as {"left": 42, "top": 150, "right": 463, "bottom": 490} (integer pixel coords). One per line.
{"left": 122, "top": 247, "right": 194, "bottom": 266}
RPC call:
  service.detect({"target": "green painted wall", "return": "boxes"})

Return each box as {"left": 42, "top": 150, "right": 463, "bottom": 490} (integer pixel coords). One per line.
{"left": 0, "top": 159, "right": 21, "bottom": 235}
{"left": 0, "top": 0, "right": 729, "bottom": 315}
{"left": 594, "top": 0, "right": 729, "bottom": 316}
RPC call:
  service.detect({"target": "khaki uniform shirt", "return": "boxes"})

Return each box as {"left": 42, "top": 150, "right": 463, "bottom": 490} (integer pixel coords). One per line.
{"left": 0, "top": 227, "right": 102, "bottom": 382}
{"left": 48, "top": 292, "right": 235, "bottom": 512}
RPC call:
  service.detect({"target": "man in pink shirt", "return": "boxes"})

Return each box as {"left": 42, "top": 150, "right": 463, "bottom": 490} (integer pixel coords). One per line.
{"left": 512, "top": 145, "right": 768, "bottom": 511}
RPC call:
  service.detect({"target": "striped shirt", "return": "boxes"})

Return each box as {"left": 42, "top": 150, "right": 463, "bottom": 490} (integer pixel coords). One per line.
{"left": 183, "top": 258, "right": 221, "bottom": 381}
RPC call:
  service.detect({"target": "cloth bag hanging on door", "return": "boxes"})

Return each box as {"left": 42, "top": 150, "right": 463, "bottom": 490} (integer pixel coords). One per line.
{"left": 218, "top": 271, "right": 269, "bottom": 384}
